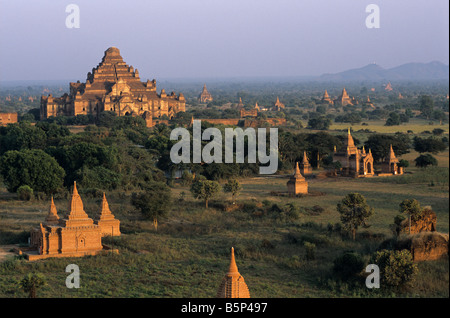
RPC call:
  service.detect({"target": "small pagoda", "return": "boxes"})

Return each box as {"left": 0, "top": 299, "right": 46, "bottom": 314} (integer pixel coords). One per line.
{"left": 381, "top": 144, "right": 403, "bottom": 175}
{"left": 321, "top": 90, "right": 333, "bottom": 104}
{"left": 287, "top": 162, "right": 308, "bottom": 195}
{"left": 300, "top": 151, "right": 312, "bottom": 176}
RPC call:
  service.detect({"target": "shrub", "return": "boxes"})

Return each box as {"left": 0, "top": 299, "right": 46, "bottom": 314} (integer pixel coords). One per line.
{"left": 180, "top": 170, "right": 194, "bottom": 186}
{"left": 370, "top": 249, "right": 418, "bottom": 288}
{"left": 333, "top": 251, "right": 365, "bottom": 280}
{"left": 304, "top": 242, "right": 316, "bottom": 261}
{"left": 17, "top": 185, "right": 33, "bottom": 201}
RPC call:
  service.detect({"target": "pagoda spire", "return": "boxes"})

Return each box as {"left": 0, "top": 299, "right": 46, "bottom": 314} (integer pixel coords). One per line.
{"left": 302, "top": 151, "right": 309, "bottom": 164}
{"left": 45, "top": 196, "right": 60, "bottom": 225}
{"left": 99, "top": 192, "right": 113, "bottom": 218}
{"left": 388, "top": 144, "right": 397, "bottom": 160}
{"left": 217, "top": 247, "right": 250, "bottom": 298}
{"left": 67, "top": 181, "right": 89, "bottom": 219}
{"left": 228, "top": 247, "right": 239, "bottom": 275}
{"left": 294, "top": 162, "right": 301, "bottom": 176}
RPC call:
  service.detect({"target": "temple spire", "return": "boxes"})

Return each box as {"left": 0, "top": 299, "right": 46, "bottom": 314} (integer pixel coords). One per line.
{"left": 294, "top": 162, "right": 301, "bottom": 176}
{"left": 73, "top": 181, "right": 78, "bottom": 196}
{"left": 99, "top": 192, "right": 112, "bottom": 217}
{"left": 217, "top": 247, "right": 251, "bottom": 298}
{"left": 302, "top": 151, "right": 309, "bottom": 164}
{"left": 67, "top": 181, "right": 89, "bottom": 219}
{"left": 388, "top": 144, "right": 397, "bottom": 160}
{"left": 228, "top": 247, "right": 239, "bottom": 275}
{"left": 45, "top": 196, "right": 60, "bottom": 225}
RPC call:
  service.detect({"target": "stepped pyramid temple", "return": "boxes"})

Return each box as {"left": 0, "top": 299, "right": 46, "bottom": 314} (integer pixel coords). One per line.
{"left": 321, "top": 90, "right": 334, "bottom": 104}
{"left": 25, "top": 182, "right": 120, "bottom": 260}
{"left": 287, "top": 162, "right": 308, "bottom": 195}
{"left": 40, "top": 47, "right": 185, "bottom": 126}
{"left": 333, "top": 129, "right": 374, "bottom": 177}
{"left": 217, "top": 247, "right": 251, "bottom": 298}
{"left": 334, "top": 88, "right": 353, "bottom": 106}
{"left": 198, "top": 84, "right": 213, "bottom": 103}
{"left": 380, "top": 144, "right": 403, "bottom": 175}
{"left": 300, "top": 151, "right": 312, "bottom": 176}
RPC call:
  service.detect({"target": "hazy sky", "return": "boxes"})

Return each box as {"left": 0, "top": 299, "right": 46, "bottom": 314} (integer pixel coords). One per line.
{"left": 0, "top": 0, "right": 448, "bottom": 81}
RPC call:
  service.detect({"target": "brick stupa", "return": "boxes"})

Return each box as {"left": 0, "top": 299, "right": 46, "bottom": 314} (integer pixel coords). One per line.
{"left": 287, "top": 162, "right": 308, "bottom": 195}
{"left": 321, "top": 90, "right": 333, "bottom": 104}
{"left": 217, "top": 247, "right": 251, "bottom": 298}
{"left": 300, "top": 151, "right": 312, "bottom": 176}
{"left": 95, "top": 192, "right": 121, "bottom": 237}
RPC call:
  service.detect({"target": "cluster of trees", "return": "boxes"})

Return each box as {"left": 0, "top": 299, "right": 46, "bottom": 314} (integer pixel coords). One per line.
{"left": 190, "top": 178, "right": 242, "bottom": 208}
{"left": 332, "top": 192, "right": 420, "bottom": 289}
{"left": 0, "top": 117, "right": 165, "bottom": 197}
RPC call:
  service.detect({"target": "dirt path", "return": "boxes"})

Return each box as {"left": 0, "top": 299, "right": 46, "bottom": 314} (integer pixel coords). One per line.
{"left": 0, "top": 245, "right": 17, "bottom": 262}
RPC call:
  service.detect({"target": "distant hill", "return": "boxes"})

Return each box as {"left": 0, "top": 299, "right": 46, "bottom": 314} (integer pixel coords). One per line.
{"left": 319, "top": 61, "right": 449, "bottom": 81}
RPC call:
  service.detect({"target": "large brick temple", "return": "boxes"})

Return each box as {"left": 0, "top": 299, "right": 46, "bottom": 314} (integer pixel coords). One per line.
{"left": 40, "top": 47, "right": 186, "bottom": 126}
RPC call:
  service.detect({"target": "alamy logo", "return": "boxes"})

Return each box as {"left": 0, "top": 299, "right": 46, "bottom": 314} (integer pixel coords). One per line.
{"left": 365, "top": 4, "right": 380, "bottom": 29}
{"left": 170, "top": 120, "right": 279, "bottom": 174}
{"left": 65, "top": 4, "right": 80, "bottom": 29}
{"left": 65, "top": 264, "right": 80, "bottom": 288}
{"left": 365, "top": 264, "right": 380, "bottom": 288}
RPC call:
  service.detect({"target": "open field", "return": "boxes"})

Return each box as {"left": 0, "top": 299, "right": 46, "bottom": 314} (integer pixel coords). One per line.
{"left": 0, "top": 155, "right": 448, "bottom": 297}
{"left": 330, "top": 119, "right": 449, "bottom": 134}
{"left": 0, "top": 118, "right": 448, "bottom": 298}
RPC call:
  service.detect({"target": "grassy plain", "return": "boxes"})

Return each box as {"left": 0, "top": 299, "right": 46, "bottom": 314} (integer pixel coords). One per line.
{"left": 0, "top": 120, "right": 448, "bottom": 298}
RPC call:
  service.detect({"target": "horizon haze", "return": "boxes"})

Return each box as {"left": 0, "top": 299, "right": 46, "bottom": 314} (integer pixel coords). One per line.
{"left": 0, "top": 0, "right": 448, "bottom": 82}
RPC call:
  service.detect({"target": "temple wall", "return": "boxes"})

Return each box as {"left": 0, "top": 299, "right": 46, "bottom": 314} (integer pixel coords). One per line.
{"left": 0, "top": 112, "right": 18, "bottom": 126}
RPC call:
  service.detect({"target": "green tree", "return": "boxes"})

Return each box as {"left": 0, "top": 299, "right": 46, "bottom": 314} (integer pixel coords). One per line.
{"left": 0, "top": 122, "right": 47, "bottom": 154}
{"left": 399, "top": 199, "right": 422, "bottom": 234}
{"left": 0, "top": 149, "right": 65, "bottom": 194}
{"left": 190, "top": 179, "right": 221, "bottom": 208}
{"left": 414, "top": 154, "right": 438, "bottom": 168}
{"left": 336, "top": 193, "right": 374, "bottom": 241}
{"left": 364, "top": 134, "right": 411, "bottom": 162}
{"left": 131, "top": 182, "right": 172, "bottom": 230}
{"left": 385, "top": 112, "right": 401, "bottom": 126}
{"left": 17, "top": 185, "right": 34, "bottom": 201}
{"left": 307, "top": 116, "right": 331, "bottom": 130}
{"left": 370, "top": 249, "right": 418, "bottom": 288}
{"left": 432, "top": 109, "right": 447, "bottom": 125}
{"left": 223, "top": 179, "right": 242, "bottom": 204}
{"left": 19, "top": 273, "right": 46, "bottom": 298}
{"left": 413, "top": 136, "right": 447, "bottom": 154}
{"left": 419, "top": 95, "right": 434, "bottom": 119}
{"left": 398, "top": 159, "right": 409, "bottom": 170}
